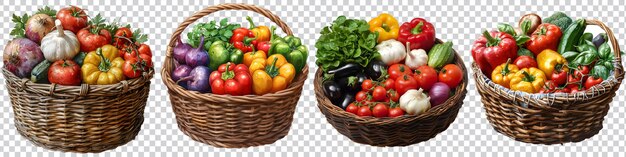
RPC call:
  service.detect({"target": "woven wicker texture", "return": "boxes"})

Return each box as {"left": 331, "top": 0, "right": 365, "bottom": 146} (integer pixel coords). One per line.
{"left": 161, "top": 3, "right": 308, "bottom": 148}
{"left": 2, "top": 67, "right": 154, "bottom": 153}
{"left": 314, "top": 39, "right": 468, "bottom": 146}
{"left": 473, "top": 19, "right": 624, "bottom": 145}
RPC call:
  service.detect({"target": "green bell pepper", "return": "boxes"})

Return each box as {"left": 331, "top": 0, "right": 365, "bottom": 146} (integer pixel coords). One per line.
{"left": 209, "top": 41, "right": 244, "bottom": 70}
{"left": 269, "top": 35, "right": 308, "bottom": 74}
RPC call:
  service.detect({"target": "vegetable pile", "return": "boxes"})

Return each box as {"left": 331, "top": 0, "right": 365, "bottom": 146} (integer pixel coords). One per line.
{"left": 171, "top": 17, "right": 308, "bottom": 95}
{"left": 3, "top": 6, "right": 153, "bottom": 85}
{"left": 472, "top": 12, "right": 616, "bottom": 94}
{"left": 317, "top": 14, "right": 462, "bottom": 118}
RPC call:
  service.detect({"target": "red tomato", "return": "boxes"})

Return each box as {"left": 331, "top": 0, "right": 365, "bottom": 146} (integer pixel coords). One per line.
{"left": 114, "top": 27, "right": 133, "bottom": 48}
{"left": 48, "top": 60, "right": 81, "bottom": 86}
{"left": 382, "top": 79, "right": 395, "bottom": 90}
{"left": 413, "top": 66, "right": 438, "bottom": 90}
{"left": 439, "top": 64, "right": 463, "bottom": 88}
{"left": 388, "top": 107, "right": 405, "bottom": 117}
{"left": 540, "top": 80, "right": 558, "bottom": 93}
{"left": 345, "top": 103, "right": 359, "bottom": 114}
{"left": 584, "top": 76, "right": 603, "bottom": 89}
{"left": 513, "top": 55, "right": 538, "bottom": 69}
{"left": 139, "top": 53, "right": 153, "bottom": 68}
{"left": 361, "top": 79, "right": 374, "bottom": 91}
{"left": 394, "top": 74, "right": 419, "bottom": 95}
{"left": 372, "top": 86, "right": 387, "bottom": 101}
{"left": 56, "top": 6, "right": 88, "bottom": 33}
{"left": 357, "top": 106, "right": 372, "bottom": 117}
{"left": 122, "top": 58, "right": 142, "bottom": 79}
{"left": 555, "top": 87, "right": 571, "bottom": 93}
{"left": 570, "top": 86, "right": 584, "bottom": 93}
{"left": 372, "top": 103, "right": 389, "bottom": 117}
{"left": 574, "top": 65, "right": 590, "bottom": 79}
{"left": 551, "top": 68, "right": 568, "bottom": 86}
{"left": 138, "top": 44, "right": 152, "bottom": 57}
{"left": 77, "top": 26, "right": 112, "bottom": 52}
{"left": 388, "top": 64, "right": 413, "bottom": 80}
{"left": 566, "top": 74, "right": 582, "bottom": 89}
{"left": 387, "top": 90, "right": 400, "bottom": 102}
{"left": 355, "top": 91, "right": 368, "bottom": 102}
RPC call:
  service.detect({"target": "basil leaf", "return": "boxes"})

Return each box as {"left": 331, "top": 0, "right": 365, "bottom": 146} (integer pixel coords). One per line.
{"left": 497, "top": 23, "right": 517, "bottom": 36}
{"left": 598, "top": 42, "right": 611, "bottom": 60}
{"left": 521, "top": 19, "right": 531, "bottom": 34}
{"left": 592, "top": 64, "right": 610, "bottom": 80}
{"left": 515, "top": 35, "right": 531, "bottom": 46}
{"left": 561, "top": 51, "right": 579, "bottom": 63}
{"left": 517, "top": 47, "right": 534, "bottom": 58}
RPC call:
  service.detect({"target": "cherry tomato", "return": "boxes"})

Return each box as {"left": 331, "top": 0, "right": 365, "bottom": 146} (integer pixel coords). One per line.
{"left": 566, "top": 74, "right": 582, "bottom": 89}
{"left": 122, "top": 58, "right": 142, "bottom": 79}
{"left": 345, "top": 103, "right": 359, "bottom": 114}
{"left": 413, "top": 66, "right": 438, "bottom": 90}
{"left": 361, "top": 79, "right": 374, "bottom": 91}
{"left": 394, "top": 74, "right": 419, "bottom": 95}
{"left": 357, "top": 106, "right": 372, "bottom": 117}
{"left": 139, "top": 53, "right": 153, "bottom": 68}
{"left": 114, "top": 27, "right": 133, "bottom": 48}
{"left": 555, "top": 87, "right": 571, "bottom": 93}
{"left": 382, "top": 79, "right": 395, "bottom": 90}
{"left": 551, "top": 68, "right": 568, "bottom": 86}
{"left": 372, "top": 103, "right": 389, "bottom": 118}
{"left": 584, "top": 76, "right": 603, "bottom": 89}
{"left": 388, "top": 107, "right": 405, "bottom": 117}
{"left": 388, "top": 90, "right": 400, "bottom": 102}
{"left": 574, "top": 65, "right": 590, "bottom": 78}
{"left": 138, "top": 44, "right": 152, "bottom": 57}
{"left": 513, "top": 55, "right": 538, "bottom": 69}
{"left": 372, "top": 86, "right": 387, "bottom": 101}
{"left": 355, "top": 91, "right": 368, "bottom": 102}
{"left": 539, "top": 80, "right": 558, "bottom": 93}
{"left": 570, "top": 86, "right": 583, "bottom": 93}
{"left": 388, "top": 64, "right": 413, "bottom": 80}
{"left": 439, "top": 64, "right": 463, "bottom": 88}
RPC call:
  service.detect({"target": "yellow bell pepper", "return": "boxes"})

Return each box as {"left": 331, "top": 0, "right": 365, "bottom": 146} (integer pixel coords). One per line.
{"left": 491, "top": 61, "right": 519, "bottom": 88}
{"left": 536, "top": 49, "right": 568, "bottom": 79}
{"left": 369, "top": 13, "right": 399, "bottom": 43}
{"left": 509, "top": 67, "right": 546, "bottom": 93}
{"left": 81, "top": 44, "right": 125, "bottom": 85}
{"left": 246, "top": 16, "right": 271, "bottom": 42}
{"left": 243, "top": 50, "right": 267, "bottom": 67}
{"left": 251, "top": 54, "right": 296, "bottom": 95}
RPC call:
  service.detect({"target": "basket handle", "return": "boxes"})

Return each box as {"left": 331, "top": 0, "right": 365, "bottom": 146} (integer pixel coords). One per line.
{"left": 166, "top": 3, "right": 293, "bottom": 57}
{"left": 586, "top": 19, "right": 624, "bottom": 81}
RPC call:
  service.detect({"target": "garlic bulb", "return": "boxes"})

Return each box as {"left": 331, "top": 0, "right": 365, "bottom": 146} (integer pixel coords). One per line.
{"left": 399, "top": 89, "right": 431, "bottom": 115}
{"left": 40, "top": 19, "right": 80, "bottom": 62}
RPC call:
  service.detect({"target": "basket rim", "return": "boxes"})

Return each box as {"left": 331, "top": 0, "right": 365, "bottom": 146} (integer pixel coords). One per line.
{"left": 315, "top": 38, "right": 468, "bottom": 124}
{"left": 161, "top": 3, "right": 309, "bottom": 104}
{"left": 2, "top": 67, "right": 154, "bottom": 96}
{"left": 471, "top": 18, "right": 625, "bottom": 106}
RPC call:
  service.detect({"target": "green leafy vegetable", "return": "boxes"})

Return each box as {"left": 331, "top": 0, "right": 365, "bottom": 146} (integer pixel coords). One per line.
{"left": 315, "top": 16, "right": 379, "bottom": 72}
{"left": 187, "top": 18, "right": 240, "bottom": 50}
{"left": 498, "top": 23, "right": 529, "bottom": 46}
{"left": 132, "top": 28, "right": 148, "bottom": 44}
{"left": 35, "top": 6, "right": 57, "bottom": 18}
{"left": 10, "top": 13, "right": 30, "bottom": 38}
{"left": 517, "top": 48, "right": 534, "bottom": 59}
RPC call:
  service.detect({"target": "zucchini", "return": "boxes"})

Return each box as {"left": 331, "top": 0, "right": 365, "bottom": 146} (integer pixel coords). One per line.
{"left": 30, "top": 60, "right": 51, "bottom": 83}
{"left": 557, "top": 19, "right": 586, "bottom": 54}
{"left": 73, "top": 52, "right": 87, "bottom": 66}
{"left": 427, "top": 41, "right": 455, "bottom": 69}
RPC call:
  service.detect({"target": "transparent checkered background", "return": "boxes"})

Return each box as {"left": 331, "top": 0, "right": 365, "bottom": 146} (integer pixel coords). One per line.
{"left": 1, "top": 0, "right": 625, "bottom": 156}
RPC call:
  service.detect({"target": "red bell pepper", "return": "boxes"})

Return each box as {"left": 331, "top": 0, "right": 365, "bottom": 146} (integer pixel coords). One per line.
{"left": 209, "top": 62, "right": 252, "bottom": 95}
{"left": 230, "top": 28, "right": 256, "bottom": 53}
{"left": 471, "top": 31, "right": 518, "bottom": 74}
{"left": 398, "top": 18, "right": 436, "bottom": 51}
{"left": 525, "top": 23, "right": 562, "bottom": 56}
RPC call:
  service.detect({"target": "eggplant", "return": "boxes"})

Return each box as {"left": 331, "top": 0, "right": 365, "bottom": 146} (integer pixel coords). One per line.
{"left": 365, "top": 60, "right": 386, "bottom": 80}
{"left": 327, "top": 63, "right": 362, "bottom": 79}
{"left": 337, "top": 73, "right": 367, "bottom": 92}
{"left": 336, "top": 92, "right": 355, "bottom": 110}
{"left": 592, "top": 33, "right": 607, "bottom": 49}
{"left": 323, "top": 80, "right": 343, "bottom": 103}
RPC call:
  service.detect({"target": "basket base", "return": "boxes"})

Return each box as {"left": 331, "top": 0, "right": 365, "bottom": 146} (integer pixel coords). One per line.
{"left": 487, "top": 117, "right": 604, "bottom": 145}
{"left": 176, "top": 120, "right": 291, "bottom": 148}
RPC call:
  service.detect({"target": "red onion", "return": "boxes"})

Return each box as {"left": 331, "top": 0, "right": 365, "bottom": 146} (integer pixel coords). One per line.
{"left": 173, "top": 36, "right": 192, "bottom": 64}
{"left": 172, "top": 64, "right": 192, "bottom": 88}
{"left": 185, "top": 36, "right": 209, "bottom": 67}
{"left": 428, "top": 82, "right": 450, "bottom": 107}
{"left": 3, "top": 38, "right": 45, "bottom": 78}
{"left": 177, "top": 66, "right": 211, "bottom": 93}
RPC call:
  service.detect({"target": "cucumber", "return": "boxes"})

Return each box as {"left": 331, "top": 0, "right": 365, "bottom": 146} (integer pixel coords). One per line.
{"left": 427, "top": 41, "right": 455, "bottom": 69}
{"left": 557, "top": 19, "right": 586, "bottom": 54}
{"left": 30, "top": 60, "right": 51, "bottom": 83}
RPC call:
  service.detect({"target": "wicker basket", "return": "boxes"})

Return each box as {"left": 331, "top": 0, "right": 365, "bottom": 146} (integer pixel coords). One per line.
{"left": 473, "top": 19, "right": 624, "bottom": 145}
{"left": 314, "top": 39, "right": 468, "bottom": 146}
{"left": 2, "top": 67, "right": 153, "bottom": 153}
{"left": 161, "top": 3, "right": 308, "bottom": 148}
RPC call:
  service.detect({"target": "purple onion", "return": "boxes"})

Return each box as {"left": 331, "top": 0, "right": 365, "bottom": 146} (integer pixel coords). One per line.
{"left": 185, "top": 36, "right": 209, "bottom": 67}
{"left": 429, "top": 82, "right": 450, "bottom": 107}
{"left": 173, "top": 36, "right": 192, "bottom": 64}
{"left": 172, "top": 64, "right": 192, "bottom": 88}
{"left": 3, "top": 38, "right": 44, "bottom": 78}
{"left": 184, "top": 66, "right": 211, "bottom": 93}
